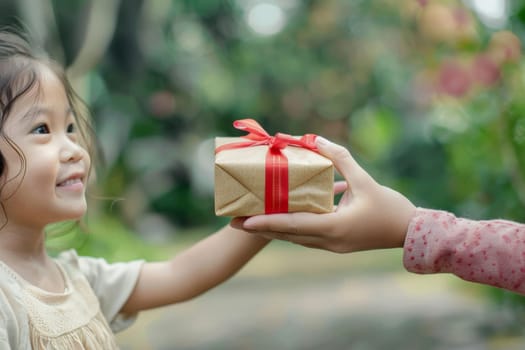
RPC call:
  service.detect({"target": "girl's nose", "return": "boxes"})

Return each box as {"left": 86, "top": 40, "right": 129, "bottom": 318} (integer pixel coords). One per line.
{"left": 60, "top": 137, "right": 85, "bottom": 163}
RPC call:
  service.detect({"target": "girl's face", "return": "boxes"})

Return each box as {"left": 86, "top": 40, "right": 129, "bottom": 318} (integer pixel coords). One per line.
{"left": 0, "top": 64, "right": 91, "bottom": 229}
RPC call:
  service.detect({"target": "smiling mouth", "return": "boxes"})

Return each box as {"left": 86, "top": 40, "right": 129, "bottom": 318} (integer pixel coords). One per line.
{"left": 57, "top": 178, "right": 82, "bottom": 187}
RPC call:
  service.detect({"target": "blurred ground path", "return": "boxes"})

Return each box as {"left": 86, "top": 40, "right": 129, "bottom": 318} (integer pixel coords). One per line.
{"left": 116, "top": 242, "right": 525, "bottom": 350}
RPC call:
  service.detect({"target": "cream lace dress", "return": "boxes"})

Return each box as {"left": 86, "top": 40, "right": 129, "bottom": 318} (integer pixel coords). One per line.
{"left": 0, "top": 250, "right": 143, "bottom": 349}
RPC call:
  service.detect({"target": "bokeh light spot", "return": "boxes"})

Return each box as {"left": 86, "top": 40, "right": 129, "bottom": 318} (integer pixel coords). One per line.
{"left": 468, "top": 0, "right": 508, "bottom": 28}
{"left": 246, "top": 2, "right": 286, "bottom": 36}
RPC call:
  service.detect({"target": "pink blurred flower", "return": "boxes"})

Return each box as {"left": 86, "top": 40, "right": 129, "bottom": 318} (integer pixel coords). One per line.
{"left": 471, "top": 54, "right": 501, "bottom": 87}
{"left": 148, "top": 91, "right": 177, "bottom": 118}
{"left": 452, "top": 7, "right": 470, "bottom": 27}
{"left": 437, "top": 61, "right": 471, "bottom": 97}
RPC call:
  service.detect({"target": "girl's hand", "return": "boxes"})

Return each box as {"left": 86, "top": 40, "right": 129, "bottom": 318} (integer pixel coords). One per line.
{"left": 230, "top": 137, "right": 416, "bottom": 253}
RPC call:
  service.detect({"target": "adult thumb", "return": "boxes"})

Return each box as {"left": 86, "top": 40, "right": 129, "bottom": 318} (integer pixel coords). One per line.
{"left": 315, "top": 136, "right": 371, "bottom": 191}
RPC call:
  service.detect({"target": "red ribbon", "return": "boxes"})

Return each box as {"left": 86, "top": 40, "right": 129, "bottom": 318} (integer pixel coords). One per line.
{"left": 215, "top": 119, "right": 318, "bottom": 214}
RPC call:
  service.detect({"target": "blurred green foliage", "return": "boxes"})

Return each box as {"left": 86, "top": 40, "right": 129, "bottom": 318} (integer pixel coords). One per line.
{"left": 1, "top": 0, "right": 525, "bottom": 308}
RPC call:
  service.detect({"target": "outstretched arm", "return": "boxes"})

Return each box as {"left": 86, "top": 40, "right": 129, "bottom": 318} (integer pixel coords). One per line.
{"left": 405, "top": 208, "right": 525, "bottom": 294}
{"left": 231, "top": 136, "right": 416, "bottom": 253}
{"left": 233, "top": 137, "right": 525, "bottom": 294}
{"left": 121, "top": 225, "right": 269, "bottom": 314}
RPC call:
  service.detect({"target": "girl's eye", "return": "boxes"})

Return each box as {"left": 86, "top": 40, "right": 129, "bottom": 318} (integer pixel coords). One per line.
{"left": 67, "top": 123, "right": 76, "bottom": 133}
{"left": 32, "top": 124, "right": 50, "bottom": 134}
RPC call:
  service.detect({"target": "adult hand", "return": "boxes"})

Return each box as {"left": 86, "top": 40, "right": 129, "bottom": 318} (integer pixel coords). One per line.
{"left": 230, "top": 137, "right": 416, "bottom": 253}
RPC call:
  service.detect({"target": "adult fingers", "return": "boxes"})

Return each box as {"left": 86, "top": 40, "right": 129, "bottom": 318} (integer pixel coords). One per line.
{"left": 241, "top": 212, "right": 334, "bottom": 236}
{"left": 316, "top": 137, "right": 372, "bottom": 192}
{"left": 252, "top": 231, "right": 328, "bottom": 249}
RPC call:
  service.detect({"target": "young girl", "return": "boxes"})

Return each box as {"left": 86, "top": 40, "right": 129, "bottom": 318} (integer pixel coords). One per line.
{"left": 0, "top": 28, "right": 270, "bottom": 349}
{"left": 234, "top": 137, "right": 525, "bottom": 296}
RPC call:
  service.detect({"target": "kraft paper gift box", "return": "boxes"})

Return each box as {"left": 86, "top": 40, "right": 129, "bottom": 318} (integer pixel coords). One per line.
{"left": 214, "top": 119, "right": 334, "bottom": 217}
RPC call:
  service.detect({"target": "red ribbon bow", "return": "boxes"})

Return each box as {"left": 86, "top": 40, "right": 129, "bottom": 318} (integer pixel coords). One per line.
{"left": 215, "top": 119, "right": 318, "bottom": 214}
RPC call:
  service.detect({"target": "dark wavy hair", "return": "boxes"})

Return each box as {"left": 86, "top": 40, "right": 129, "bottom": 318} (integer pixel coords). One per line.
{"left": 0, "top": 25, "right": 98, "bottom": 235}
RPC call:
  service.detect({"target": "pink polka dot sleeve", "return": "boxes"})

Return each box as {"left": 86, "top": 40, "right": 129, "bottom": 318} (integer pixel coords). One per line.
{"left": 403, "top": 207, "right": 525, "bottom": 295}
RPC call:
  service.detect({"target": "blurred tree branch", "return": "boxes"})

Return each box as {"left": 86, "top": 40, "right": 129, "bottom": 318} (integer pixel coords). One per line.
{"left": 67, "top": 0, "right": 121, "bottom": 91}
{"left": 499, "top": 99, "right": 525, "bottom": 208}
{"left": 17, "top": 0, "right": 64, "bottom": 61}
{"left": 502, "top": 140, "right": 525, "bottom": 207}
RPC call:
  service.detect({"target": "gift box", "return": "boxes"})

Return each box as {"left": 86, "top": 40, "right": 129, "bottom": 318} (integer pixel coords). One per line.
{"left": 214, "top": 119, "right": 334, "bottom": 217}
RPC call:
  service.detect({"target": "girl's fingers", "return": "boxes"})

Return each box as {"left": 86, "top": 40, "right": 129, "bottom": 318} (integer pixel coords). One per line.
{"left": 333, "top": 180, "right": 347, "bottom": 195}
{"left": 230, "top": 217, "right": 248, "bottom": 230}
